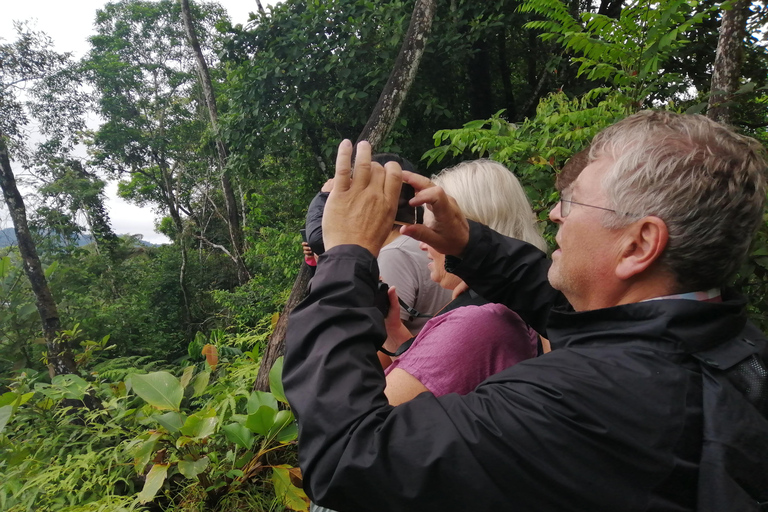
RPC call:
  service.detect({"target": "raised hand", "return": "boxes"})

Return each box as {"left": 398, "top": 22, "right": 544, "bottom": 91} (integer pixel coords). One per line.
{"left": 322, "top": 140, "right": 403, "bottom": 257}
{"left": 399, "top": 171, "right": 470, "bottom": 257}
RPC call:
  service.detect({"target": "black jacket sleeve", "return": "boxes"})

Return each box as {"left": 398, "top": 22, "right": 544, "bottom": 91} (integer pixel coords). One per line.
{"left": 305, "top": 191, "right": 329, "bottom": 255}
{"left": 450, "top": 220, "right": 568, "bottom": 335}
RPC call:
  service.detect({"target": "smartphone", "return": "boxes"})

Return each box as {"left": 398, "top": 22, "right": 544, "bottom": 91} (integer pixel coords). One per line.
{"left": 300, "top": 228, "right": 307, "bottom": 243}
{"left": 393, "top": 183, "right": 424, "bottom": 225}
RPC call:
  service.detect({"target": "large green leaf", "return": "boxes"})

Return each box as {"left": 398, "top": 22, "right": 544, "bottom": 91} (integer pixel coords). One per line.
{"left": 0, "top": 405, "right": 13, "bottom": 433}
{"left": 131, "top": 432, "right": 163, "bottom": 472}
{"left": 272, "top": 465, "right": 309, "bottom": 511}
{"left": 269, "top": 356, "right": 287, "bottom": 403}
{"left": 180, "top": 409, "right": 218, "bottom": 439}
{"left": 191, "top": 370, "right": 210, "bottom": 397}
{"left": 272, "top": 410, "right": 298, "bottom": 443}
{"left": 178, "top": 457, "right": 209, "bottom": 480}
{"left": 155, "top": 411, "right": 186, "bottom": 433}
{"left": 130, "top": 372, "right": 183, "bottom": 411}
{"left": 51, "top": 374, "right": 89, "bottom": 400}
{"left": 245, "top": 405, "right": 277, "bottom": 436}
{"left": 247, "top": 391, "right": 278, "bottom": 415}
{"left": 138, "top": 463, "right": 169, "bottom": 504}
{"left": 222, "top": 422, "right": 255, "bottom": 450}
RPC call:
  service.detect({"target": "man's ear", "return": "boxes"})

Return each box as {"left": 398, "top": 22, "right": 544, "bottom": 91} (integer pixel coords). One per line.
{"left": 615, "top": 216, "right": 669, "bottom": 280}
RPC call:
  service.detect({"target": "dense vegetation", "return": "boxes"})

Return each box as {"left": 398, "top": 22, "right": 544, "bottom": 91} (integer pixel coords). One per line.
{"left": 1, "top": 0, "right": 766, "bottom": 509}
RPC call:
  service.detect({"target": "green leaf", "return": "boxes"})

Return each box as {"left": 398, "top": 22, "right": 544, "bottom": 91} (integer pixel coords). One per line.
{"left": 269, "top": 410, "right": 295, "bottom": 439}
{"left": 247, "top": 391, "right": 278, "bottom": 415}
{"left": 0, "top": 256, "right": 9, "bottom": 278}
{"left": 223, "top": 423, "right": 255, "bottom": 449}
{"left": 180, "top": 409, "right": 218, "bottom": 439}
{"left": 51, "top": 374, "right": 89, "bottom": 400}
{"left": 192, "top": 370, "right": 210, "bottom": 397}
{"left": 245, "top": 405, "right": 277, "bottom": 436}
{"left": 17, "top": 303, "right": 37, "bottom": 319}
{"left": 131, "top": 432, "right": 163, "bottom": 472}
{"left": 138, "top": 463, "right": 169, "bottom": 504}
{"left": 269, "top": 357, "right": 287, "bottom": 403}
{"left": 155, "top": 411, "right": 186, "bottom": 433}
{"left": 272, "top": 465, "right": 309, "bottom": 511}
{"left": 44, "top": 260, "right": 59, "bottom": 279}
{"left": 0, "top": 405, "right": 13, "bottom": 433}
{"left": 180, "top": 366, "right": 195, "bottom": 388}
{"left": 130, "top": 372, "right": 183, "bottom": 411}
{"left": 178, "top": 457, "right": 209, "bottom": 479}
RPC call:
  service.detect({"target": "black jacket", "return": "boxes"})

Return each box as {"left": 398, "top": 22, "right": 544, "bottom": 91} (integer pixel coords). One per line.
{"left": 283, "top": 221, "right": 768, "bottom": 512}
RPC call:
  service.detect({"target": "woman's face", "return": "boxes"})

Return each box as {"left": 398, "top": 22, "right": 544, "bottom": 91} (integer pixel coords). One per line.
{"left": 421, "top": 208, "right": 462, "bottom": 290}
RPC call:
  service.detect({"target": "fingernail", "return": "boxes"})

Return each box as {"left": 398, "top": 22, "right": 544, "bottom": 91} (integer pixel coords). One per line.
{"left": 341, "top": 139, "right": 352, "bottom": 148}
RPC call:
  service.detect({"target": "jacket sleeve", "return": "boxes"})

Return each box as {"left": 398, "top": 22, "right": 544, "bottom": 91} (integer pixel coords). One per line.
{"left": 305, "top": 191, "right": 329, "bottom": 255}
{"left": 450, "top": 220, "right": 569, "bottom": 335}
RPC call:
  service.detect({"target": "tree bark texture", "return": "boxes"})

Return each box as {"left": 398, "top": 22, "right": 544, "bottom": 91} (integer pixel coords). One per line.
{"left": 0, "top": 135, "right": 77, "bottom": 375}
{"left": 253, "top": 262, "right": 314, "bottom": 391}
{"left": 356, "top": 0, "right": 437, "bottom": 151}
{"left": 180, "top": 0, "right": 250, "bottom": 284}
{"left": 708, "top": 0, "right": 750, "bottom": 125}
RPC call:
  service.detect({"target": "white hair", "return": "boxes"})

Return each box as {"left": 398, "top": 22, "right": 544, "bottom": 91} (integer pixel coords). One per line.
{"left": 432, "top": 159, "right": 547, "bottom": 252}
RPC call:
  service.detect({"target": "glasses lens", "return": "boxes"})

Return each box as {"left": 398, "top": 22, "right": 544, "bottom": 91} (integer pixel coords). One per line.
{"left": 561, "top": 199, "right": 570, "bottom": 217}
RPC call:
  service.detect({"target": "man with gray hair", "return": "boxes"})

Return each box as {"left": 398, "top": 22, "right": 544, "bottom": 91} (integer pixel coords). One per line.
{"left": 283, "top": 111, "right": 768, "bottom": 512}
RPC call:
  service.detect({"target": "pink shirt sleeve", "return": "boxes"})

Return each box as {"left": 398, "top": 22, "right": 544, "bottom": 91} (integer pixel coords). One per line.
{"left": 385, "top": 303, "right": 538, "bottom": 396}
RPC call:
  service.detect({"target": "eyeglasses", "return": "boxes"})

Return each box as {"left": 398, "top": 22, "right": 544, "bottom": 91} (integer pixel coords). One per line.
{"left": 559, "top": 198, "right": 619, "bottom": 218}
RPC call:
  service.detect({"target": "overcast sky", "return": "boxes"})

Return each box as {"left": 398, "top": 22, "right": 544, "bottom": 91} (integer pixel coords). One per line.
{"left": 2, "top": 0, "right": 280, "bottom": 244}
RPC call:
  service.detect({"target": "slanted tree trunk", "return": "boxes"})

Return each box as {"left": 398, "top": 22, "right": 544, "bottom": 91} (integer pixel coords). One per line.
{"left": 254, "top": 0, "right": 436, "bottom": 390}
{"left": 708, "top": 0, "right": 750, "bottom": 125}
{"left": 253, "top": 263, "right": 314, "bottom": 391}
{"left": 0, "top": 135, "right": 76, "bottom": 375}
{"left": 356, "top": 0, "right": 437, "bottom": 150}
{"left": 180, "top": 0, "right": 250, "bottom": 284}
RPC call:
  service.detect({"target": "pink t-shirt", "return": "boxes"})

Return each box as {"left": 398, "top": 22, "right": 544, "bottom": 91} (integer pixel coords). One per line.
{"left": 385, "top": 303, "right": 539, "bottom": 396}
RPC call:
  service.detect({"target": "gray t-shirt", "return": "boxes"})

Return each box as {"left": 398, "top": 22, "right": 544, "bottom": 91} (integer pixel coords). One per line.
{"left": 377, "top": 235, "right": 453, "bottom": 334}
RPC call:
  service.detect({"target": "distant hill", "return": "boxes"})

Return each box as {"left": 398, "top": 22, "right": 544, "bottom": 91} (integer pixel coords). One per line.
{"left": 0, "top": 227, "right": 156, "bottom": 248}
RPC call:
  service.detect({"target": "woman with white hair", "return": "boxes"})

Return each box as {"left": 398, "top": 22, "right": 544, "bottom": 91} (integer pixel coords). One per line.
{"left": 381, "top": 159, "right": 548, "bottom": 405}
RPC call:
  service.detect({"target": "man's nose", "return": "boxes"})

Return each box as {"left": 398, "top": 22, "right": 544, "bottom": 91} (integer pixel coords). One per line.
{"left": 418, "top": 241, "right": 428, "bottom": 252}
{"left": 549, "top": 201, "right": 563, "bottom": 223}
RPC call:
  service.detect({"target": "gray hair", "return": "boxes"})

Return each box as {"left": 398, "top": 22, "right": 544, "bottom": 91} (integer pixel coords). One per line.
{"left": 433, "top": 159, "right": 548, "bottom": 252}
{"left": 591, "top": 110, "right": 767, "bottom": 291}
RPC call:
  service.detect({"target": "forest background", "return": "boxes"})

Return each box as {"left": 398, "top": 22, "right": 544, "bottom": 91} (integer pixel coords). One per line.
{"left": 0, "top": 0, "right": 766, "bottom": 510}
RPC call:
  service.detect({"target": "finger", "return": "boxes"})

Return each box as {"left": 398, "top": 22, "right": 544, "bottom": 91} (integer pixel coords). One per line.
{"left": 334, "top": 140, "right": 353, "bottom": 192}
{"left": 387, "top": 285, "right": 399, "bottom": 311}
{"left": 368, "top": 161, "right": 387, "bottom": 193}
{"left": 410, "top": 185, "right": 445, "bottom": 208}
{"left": 383, "top": 161, "right": 403, "bottom": 206}
{"left": 402, "top": 171, "right": 434, "bottom": 193}
{"left": 400, "top": 223, "right": 444, "bottom": 248}
{"left": 352, "top": 141, "right": 372, "bottom": 189}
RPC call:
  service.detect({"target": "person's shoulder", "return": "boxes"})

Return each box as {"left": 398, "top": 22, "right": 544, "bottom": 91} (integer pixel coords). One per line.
{"left": 380, "top": 234, "right": 416, "bottom": 252}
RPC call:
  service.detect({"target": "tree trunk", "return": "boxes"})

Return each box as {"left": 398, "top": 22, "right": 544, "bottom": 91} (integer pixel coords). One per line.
{"left": 253, "top": 263, "right": 314, "bottom": 391}
{"left": 708, "top": 0, "right": 750, "bottom": 125}
{"left": 0, "top": 135, "right": 76, "bottom": 375}
{"left": 356, "top": 0, "right": 437, "bottom": 151}
{"left": 180, "top": 0, "right": 250, "bottom": 284}
{"left": 253, "top": 0, "right": 437, "bottom": 391}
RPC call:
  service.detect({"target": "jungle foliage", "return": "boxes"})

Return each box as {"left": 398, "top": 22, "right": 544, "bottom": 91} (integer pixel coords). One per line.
{"left": 1, "top": 0, "right": 767, "bottom": 509}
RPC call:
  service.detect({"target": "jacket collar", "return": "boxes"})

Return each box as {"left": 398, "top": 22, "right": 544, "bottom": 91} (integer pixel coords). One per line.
{"left": 547, "top": 289, "right": 748, "bottom": 354}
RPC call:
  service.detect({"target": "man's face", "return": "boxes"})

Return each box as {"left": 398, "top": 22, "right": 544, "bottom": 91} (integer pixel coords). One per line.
{"left": 548, "top": 157, "right": 624, "bottom": 310}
